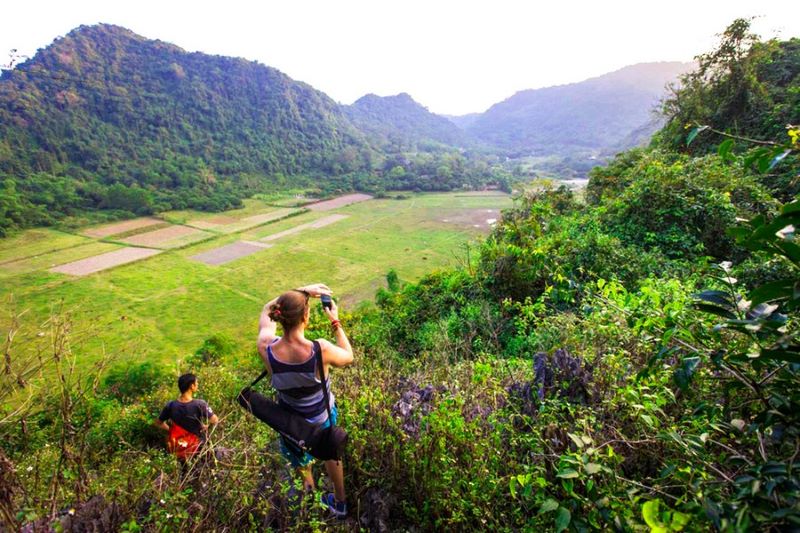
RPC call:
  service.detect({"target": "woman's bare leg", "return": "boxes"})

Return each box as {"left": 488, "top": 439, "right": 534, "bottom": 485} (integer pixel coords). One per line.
{"left": 324, "top": 459, "right": 346, "bottom": 502}
{"left": 297, "top": 464, "right": 315, "bottom": 492}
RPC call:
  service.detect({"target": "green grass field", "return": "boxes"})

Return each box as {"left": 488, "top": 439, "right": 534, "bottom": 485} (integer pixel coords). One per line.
{"left": 0, "top": 192, "right": 511, "bottom": 372}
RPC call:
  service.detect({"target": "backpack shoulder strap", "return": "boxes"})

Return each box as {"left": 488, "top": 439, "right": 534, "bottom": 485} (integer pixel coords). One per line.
{"left": 248, "top": 369, "right": 269, "bottom": 389}
{"left": 314, "top": 340, "right": 334, "bottom": 427}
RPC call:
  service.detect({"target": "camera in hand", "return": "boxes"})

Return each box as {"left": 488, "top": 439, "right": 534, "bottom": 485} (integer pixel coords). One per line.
{"left": 321, "top": 294, "right": 333, "bottom": 310}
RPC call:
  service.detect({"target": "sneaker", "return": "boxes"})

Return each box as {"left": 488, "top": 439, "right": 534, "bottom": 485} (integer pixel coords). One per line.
{"left": 321, "top": 492, "right": 347, "bottom": 519}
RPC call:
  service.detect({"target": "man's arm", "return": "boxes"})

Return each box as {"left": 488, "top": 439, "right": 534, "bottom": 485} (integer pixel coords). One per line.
{"left": 154, "top": 403, "right": 171, "bottom": 431}
{"left": 206, "top": 402, "right": 219, "bottom": 426}
{"left": 201, "top": 403, "right": 220, "bottom": 432}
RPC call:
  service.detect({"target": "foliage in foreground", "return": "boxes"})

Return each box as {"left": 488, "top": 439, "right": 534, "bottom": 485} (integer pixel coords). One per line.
{"left": 1, "top": 17, "right": 799, "bottom": 532}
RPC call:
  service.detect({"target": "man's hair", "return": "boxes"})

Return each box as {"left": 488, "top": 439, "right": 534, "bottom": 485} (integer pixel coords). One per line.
{"left": 178, "top": 373, "right": 197, "bottom": 393}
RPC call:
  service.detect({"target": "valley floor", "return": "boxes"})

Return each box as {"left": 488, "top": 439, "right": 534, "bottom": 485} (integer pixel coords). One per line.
{"left": 0, "top": 191, "right": 511, "bottom": 371}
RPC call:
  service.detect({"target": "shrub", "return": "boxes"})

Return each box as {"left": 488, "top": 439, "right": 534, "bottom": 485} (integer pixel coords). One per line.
{"left": 189, "top": 333, "right": 237, "bottom": 366}
{"left": 102, "top": 361, "right": 169, "bottom": 401}
{"left": 600, "top": 152, "right": 773, "bottom": 259}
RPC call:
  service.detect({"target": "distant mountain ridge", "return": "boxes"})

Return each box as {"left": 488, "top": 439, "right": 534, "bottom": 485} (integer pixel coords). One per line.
{"left": 343, "top": 92, "right": 469, "bottom": 150}
{"left": 451, "top": 61, "right": 693, "bottom": 158}
{"left": 0, "top": 23, "right": 695, "bottom": 234}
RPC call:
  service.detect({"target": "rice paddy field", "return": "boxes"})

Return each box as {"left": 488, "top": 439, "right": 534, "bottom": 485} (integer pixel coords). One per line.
{"left": 0, "top": 191, "right": 512, "bottom": 373}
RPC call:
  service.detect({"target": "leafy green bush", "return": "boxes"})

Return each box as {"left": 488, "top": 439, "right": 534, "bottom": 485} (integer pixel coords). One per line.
{"left": 189, "top": 333, "right": 237, "bottom": 366}
{"left": 600, "top": 152, "right": 772, "bottom": 259}
{"left": 102, "top": 361, "right": 169, "bottom": 401}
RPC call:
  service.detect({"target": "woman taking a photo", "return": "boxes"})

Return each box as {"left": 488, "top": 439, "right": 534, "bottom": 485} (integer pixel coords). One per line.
{"left": 256, "top": 283, "right": 353, "bottom": 518}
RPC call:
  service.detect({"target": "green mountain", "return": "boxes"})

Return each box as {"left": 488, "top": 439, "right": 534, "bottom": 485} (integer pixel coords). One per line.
{"left": 442, "top": 112, "right": 481, "bottom": 130}
{"left": 0, "top": 24, "right": 372, "bottom": 224}
{"left": 459, "top": 62, "right": 692, "bottom": 157}
{"left": 343, "top": 92, "right": 469, "bottom": 150}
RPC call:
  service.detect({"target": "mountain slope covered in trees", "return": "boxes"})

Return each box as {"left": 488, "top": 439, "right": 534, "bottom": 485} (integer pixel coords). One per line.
{"left": 343, "top": 92, "right": 471, "bottom": 150}
{"left": 0, "top": 24, "right": 373, "bottom": 230}
{"left": 459, "top": 62, "right": 692, "bottom": 156}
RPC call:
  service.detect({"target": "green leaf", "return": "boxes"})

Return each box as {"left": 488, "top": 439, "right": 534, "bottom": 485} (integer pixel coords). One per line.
{"left": 539, "top": 499, "right": 559, "bottom": 514}
{"left": 776, "top": 241, "right": 800, "bottom": 266}
{"left": 693, "top": 302, "right": 737, "bottom": 320}
{"left": 694, "top": 290, "right": 735, "bottom": 309}
{"left": 555, "top": 507, "right": 571, "bottom": 533}
{"left": 750, "top": 279, "right": 795, "bottom": 305}
{"left": 760, "top": 347, "right": 800, "bottom": 364}
{"left": 567, "top": 433, "right": 585, "bottom": 449}
{"left": 671, "top": 511, "right": 691, "bottom": 531}
{"left": 642, "top": 500, "right": 666, "bottom": 531}
{"left": 557, "top": 468, "right": 579, "bottom": 479}
{"left": 782, "top": 201, "right": 800, "bottom": 215}
{"left": 585, "top": 463, "right": 602, "bottom": 475}
{"left": 744, "top": 147, "right": 771, "bottom": 169}
{"left": 718, "top": 139, "right": 735, "bottom": 161}
{"left": 673, "top": 356, "right": 700, "bottom": 391}
{"left": 686, "top": 126, "right": 708, "bottom": 146}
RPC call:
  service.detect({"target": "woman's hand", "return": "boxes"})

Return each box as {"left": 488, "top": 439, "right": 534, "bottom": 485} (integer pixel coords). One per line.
{"left": 323, "top": 298, "right": 340, "bottom": 322}
{"left": 297, "top": 283, "right": 332, "bottom": 298}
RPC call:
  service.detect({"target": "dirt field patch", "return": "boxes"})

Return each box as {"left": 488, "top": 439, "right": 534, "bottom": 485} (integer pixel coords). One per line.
{"left": 83, "top": 218, "right": 163, "bottom": 238}
{"left": 307, "top": 194, "right": 372, "bottom": 211}
{"left": 208, "top": 215, "right": 239, "bottom": 225}
{"left": 50, "top": 248, "right": 162, "bottom": 276}
{"left": 119, "top": 226, "right": 208, "bottom": 248}
{"left": 186, "top": 220, "right": 220, "bottom": 230}
{"left": 190, "top": 241, "right": 273, "bottom": 266}
{"left": 215, "top": 208, "right": 302, "bottom": 234}
{"left": 310, "top": 214, "right": 349, "bottom": 228}
{"left": 439, "top": 209, "right": 501, "bottom": 229}
{"left": 187, "top": 215, "right": 239, "bottom": 230}
{"left": 260, "top": 215, "right": 349, "bottom": 242}
{"left": 1, "top": 242, "right": 121, "bottom": 277}
{"left": 240, "top": 210, "right": 287, "bottom": 224}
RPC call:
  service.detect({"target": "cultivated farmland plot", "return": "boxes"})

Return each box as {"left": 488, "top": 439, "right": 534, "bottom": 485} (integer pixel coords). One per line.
{"left": 118, "top": 225, "right": 210, "bottom": 249}
{"left": 0, "top": 192, "right": 511, "bottom": 370}
{"left": 82, "top": 217, "right": 164, "bottom": 238}
{"left": 50, "top": 248, "right": 163, "bottom": 276}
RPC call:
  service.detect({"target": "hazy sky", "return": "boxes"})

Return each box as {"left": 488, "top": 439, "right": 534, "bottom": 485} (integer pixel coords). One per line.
{"left": 2, "top": 1, "right": 799, "bottom": 115}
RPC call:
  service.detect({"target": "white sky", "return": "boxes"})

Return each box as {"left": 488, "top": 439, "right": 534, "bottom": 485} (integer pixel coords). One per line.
{"left": 2, "top": 1, "right": 799, "bottom": 115}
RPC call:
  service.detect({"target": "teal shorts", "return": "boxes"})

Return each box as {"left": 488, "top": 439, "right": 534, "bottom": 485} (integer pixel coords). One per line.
{"left": 279, "top": 404, "right": 338, "bottom": 468}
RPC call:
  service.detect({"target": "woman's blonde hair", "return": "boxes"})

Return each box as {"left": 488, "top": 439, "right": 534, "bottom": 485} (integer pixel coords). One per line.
{"left": 268, "top": 290, "right": 309, "bottom": 330}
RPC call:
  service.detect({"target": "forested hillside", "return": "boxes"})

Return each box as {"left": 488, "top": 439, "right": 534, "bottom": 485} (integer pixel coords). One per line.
{"left": 2, "top": 19, "right": 799, "bottom": 532}
{"left": 0, "top": 24, "right": 375, "bottom": 233}
{"left": 0, "top": 24, "right": 515, "bottom": 236}
{"left": 343, "top": 92, "right": 470, "bottom": 150}
{"left": 463, "top": 62, "right": 691, "bottom": 155}
{"left": 341, "top": 92, "right": 510, "bottom": 193}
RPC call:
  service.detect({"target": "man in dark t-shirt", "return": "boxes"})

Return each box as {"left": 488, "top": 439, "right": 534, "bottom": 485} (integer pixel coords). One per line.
{"left": 155, "top": 373, "right": 219, "bottom": 445}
